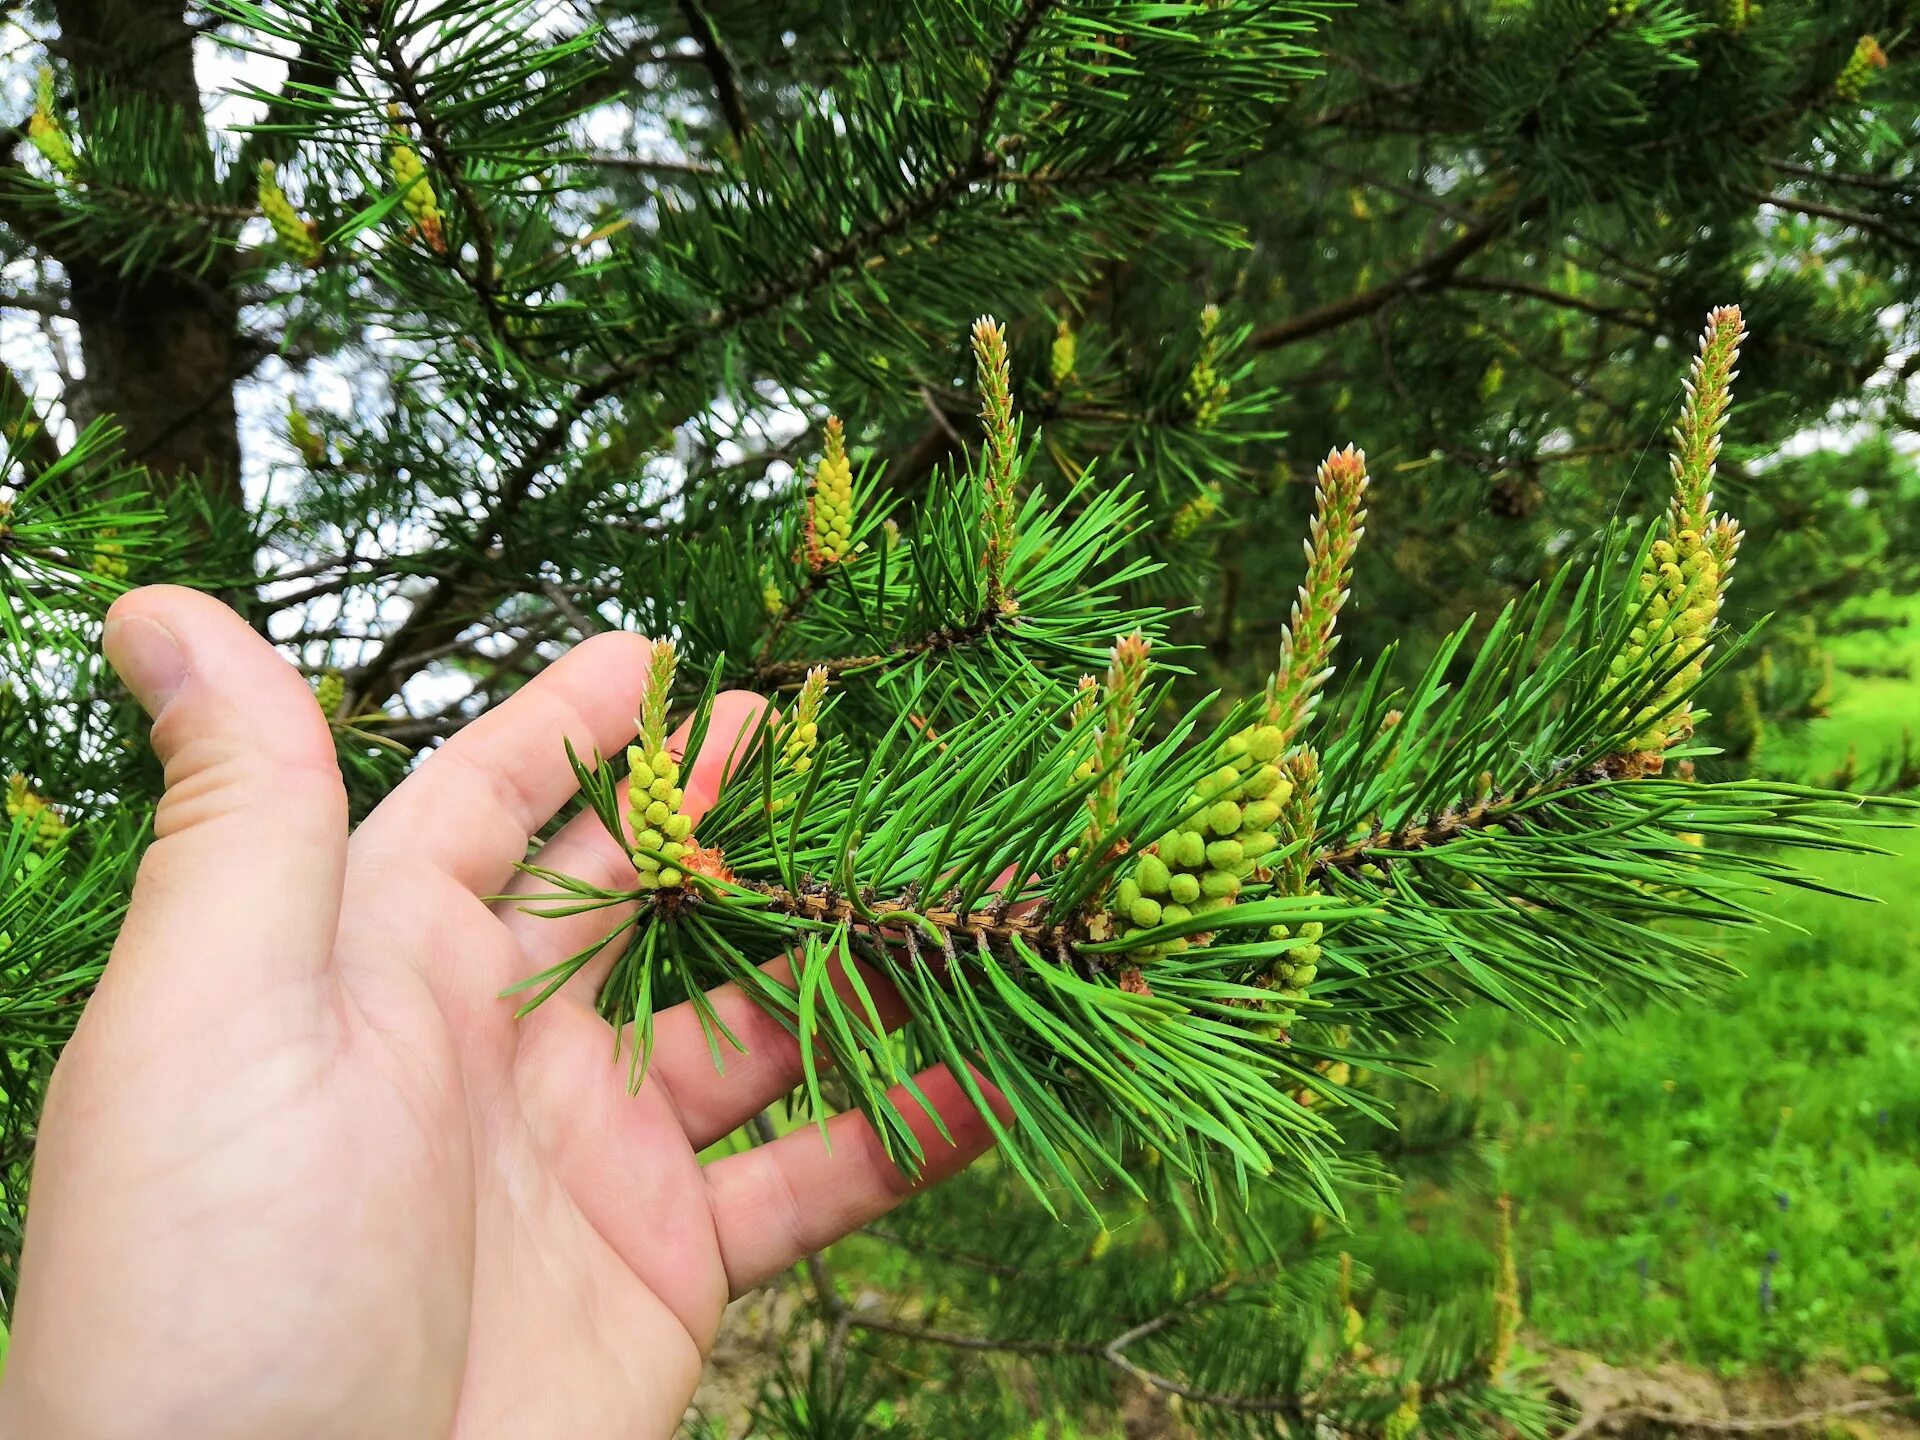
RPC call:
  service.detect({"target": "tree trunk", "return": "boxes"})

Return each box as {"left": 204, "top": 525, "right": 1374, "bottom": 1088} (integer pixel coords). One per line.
{"left": 52, "top": 0, "right": 245, "bottom": 508}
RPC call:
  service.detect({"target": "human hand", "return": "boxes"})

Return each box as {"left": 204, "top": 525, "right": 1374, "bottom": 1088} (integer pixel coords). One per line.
{"left": 0, "top": 586, "right": 1001, "bottom": 1440}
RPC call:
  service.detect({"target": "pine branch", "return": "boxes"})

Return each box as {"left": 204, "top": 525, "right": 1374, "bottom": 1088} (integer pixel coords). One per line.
{"left": 380, "top": 39, "right": 514, "bottom": 345}
{"left": 351, "top": 3, "right": 1066, "bottom": 708}
{"left": 1460, "top": 307, "right": 1631, "bottom": 422}
{"left": 1308, "top": 747, "right": 1650, "bottom": 884}
{"left": 1251, "top": 205, "right": 1533, "bottom": 352}
{"left": 1743, "top": 186, "right": 1920, "bottom": 256}
{"left": 1440, "top": 275, "right": 1655, "bottom": 328}
{"left": 847, "top": 1308, "right": 1103, "bottom": 1359}
{"left": 344, "top": 376, "right": 621, "bottom": 705}
{"left": 580, "top": 152, "right": 717, "bottom": 178}
{"left": 747, "top": 606, "right": 1010, "bottom": 690}
{"left": 1765, "top": 157, "right": 1918, "bottom": 197}
{"left": 845, "top": 1274, "right": 1497, "bottom": 1424}
{"left": 856, "top": 1226, "right": 1094, "bottom": 1279}
{"left": 735, "top": 878, "right": 1069, "bottom": 954}
{"left": 675, "top": 0, "right": 750, "bottom": 144}
{"left": 539, "top": 577, "right": 603, "bottom": 637}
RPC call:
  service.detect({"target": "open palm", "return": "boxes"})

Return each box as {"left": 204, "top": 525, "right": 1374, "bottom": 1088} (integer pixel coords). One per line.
{"left": 0, "top": 586, "right": 998, "bottom": 1440}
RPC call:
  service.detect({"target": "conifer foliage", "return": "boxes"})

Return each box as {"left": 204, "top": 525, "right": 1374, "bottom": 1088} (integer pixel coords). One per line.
{"left": 0, "top": 0, "right": 1913, "bottom": 1432}
{"left": 517, "top": 305, "right": 1887, "bottom": 1240}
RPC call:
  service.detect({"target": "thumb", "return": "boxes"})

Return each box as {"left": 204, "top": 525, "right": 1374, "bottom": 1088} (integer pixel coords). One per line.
{"left": 103, "top": 585, "right": 348, "bottom": 1000}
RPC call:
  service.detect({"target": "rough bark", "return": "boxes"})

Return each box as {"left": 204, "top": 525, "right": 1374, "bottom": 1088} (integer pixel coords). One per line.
{"left": 51, "top": 0, "right": 244, "bottom": 507}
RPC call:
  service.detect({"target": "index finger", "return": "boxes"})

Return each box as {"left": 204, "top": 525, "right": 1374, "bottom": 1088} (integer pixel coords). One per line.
{"left": 353, "top": 629, "right": 654, "bottom": 895}
{"left": 703, "top": 1064, "right": 1011, "bottom": 1296}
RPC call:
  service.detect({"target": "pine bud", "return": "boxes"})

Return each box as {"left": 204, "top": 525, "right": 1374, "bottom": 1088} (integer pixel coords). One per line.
{"left": 288, "top": 401, "right": 328, "bottom": 468}
{"left": 27, "top": 68, "right": 77, "bottom": 180}
{"left": 1181, "top": 304, "right": 1230, "bottom": 429}
{"left": 1049, "top": 318, "right": 1077, "bottom": 387}
{"left": 1669, "top": 309, "right": 1744, "bottom": 535}
{"left": 1267, "top": 446, "right": 1369, "bottom": 745}
{"left": 1068, "top": 675, "right": 1101, "bottom": 787}
{"left": 626, "top": 641, "right": 710, "bottom": 890}
{"left": 971, "top": 316, "right": 1021, "bottom": 613}
{"left": 385, "top": 108, "right": 446, "bottom": 254}
{"left": 1706, "top": 515, "right": 1743, "bottom": 577}
{"left": 782, "top": 667, "right": 828, "bottom": 777}
{"left": 1384, "top": 1383, "right": 1421, "bottom": 1440}
{"left": 89, "top": 528, "right": 128, "bottom": 581}
{"left": 804, "top": 416, "right": 856, "bottom": 568}
{"left": 1836, "top": 35, "right": 1889, "bottom": 103}
{"left": 1620, "top": 307, "right": 1745, "bottom": 752}
{"left": 258, "top": 161, "right": 323, "bottom": 268}
{"left": 5, "top": 773, "right": 68, "bottom": 853}
{"left": 1082, "top": 633, "right": 1152, "bottom": 870}
{"left": 1111, "top": 720, "right": 1300, "bottom": 959}
{"left": 1169, "top": 485, "right": 1220, "bottom": 541}
{"left": 313, "top": 670, "right": 345, "bottom": 721}
{"left": 1716, "top": 0, "right": 1757, "bottom": 34}
{"left": 1275, "top": 750, "right": 1318, "bottom": 895}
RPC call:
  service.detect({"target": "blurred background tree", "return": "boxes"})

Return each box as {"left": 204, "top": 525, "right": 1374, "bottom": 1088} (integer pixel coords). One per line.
{"left": 3, "top": 0, "right": 1917, "bottom": 1432}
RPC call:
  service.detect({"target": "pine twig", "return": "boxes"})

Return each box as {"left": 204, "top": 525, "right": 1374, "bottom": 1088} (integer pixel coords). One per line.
{"left": 379, "top": 40, "right": 519, "bottom": 350}
{"left": 747, "top": 605, "right": 1011, "bottom": 690}
{"left": 540, "top": 579, "right": 605, "bottom": 637}
{"left": 1310, "top": 747, "right": 1652, "bottom": 881}
{"left": 351, "top": 0, "right": 1069, "bottom": 709}
{"left": 1743, "top": 187, "right": 1920, "bottom": 256}
{"left": 1441, "top": 275, "right": 1655, "bottom": 328}
{"left": 1765, "top": 157, "right": 1917, "bottom": 196}
{"left": 843, "top": 1274, "right": 1486, "bottom": 1422}
{"left": 581, "top": 152, "right": 718, "bottom": 178}
{"left": 676, "top": 0, "right": 751, "bottom": 144}
{"left": 1251, "top": 207, "right": 1528, "bottom": 352}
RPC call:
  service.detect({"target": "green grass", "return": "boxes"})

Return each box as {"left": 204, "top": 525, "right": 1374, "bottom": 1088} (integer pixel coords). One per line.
{"left": 1360, "top": 592, "right": 1920, "bottom": 1378}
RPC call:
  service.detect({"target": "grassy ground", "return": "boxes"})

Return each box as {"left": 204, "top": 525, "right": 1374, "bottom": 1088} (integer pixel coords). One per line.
{"left": 1357, "top": 592, "right": 1920, "bottom": 1381}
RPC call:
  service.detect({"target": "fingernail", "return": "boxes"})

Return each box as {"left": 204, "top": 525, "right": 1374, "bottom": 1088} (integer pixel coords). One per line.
{"left": 104, "top": 614, "right": 188, "bottom": 717}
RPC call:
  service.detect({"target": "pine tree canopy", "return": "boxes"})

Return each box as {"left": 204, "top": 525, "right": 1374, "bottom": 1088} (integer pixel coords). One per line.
{"left": 2, "top": 0, "right": 1917, "bottom": 1432}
